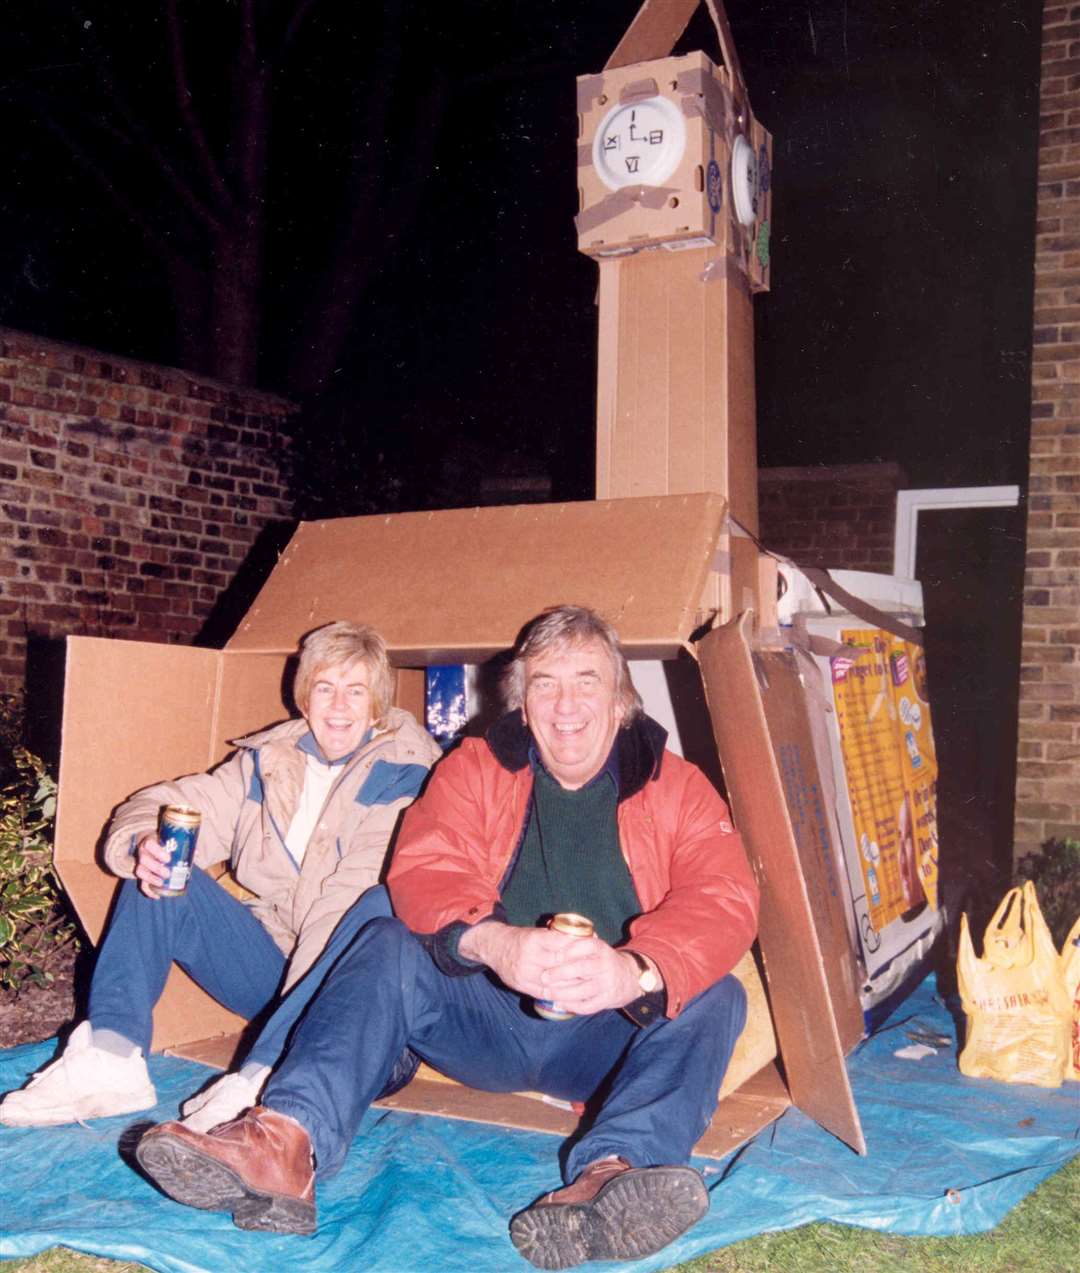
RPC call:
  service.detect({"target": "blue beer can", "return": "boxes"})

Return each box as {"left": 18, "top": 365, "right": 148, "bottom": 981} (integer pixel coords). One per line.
{"left": 159, "top": 804, "right": 201, "bottom": 897}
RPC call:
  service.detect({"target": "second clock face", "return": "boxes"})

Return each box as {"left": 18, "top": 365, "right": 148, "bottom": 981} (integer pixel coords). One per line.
{"left": 591, "top": 95, "right": 687, "bottom": 192}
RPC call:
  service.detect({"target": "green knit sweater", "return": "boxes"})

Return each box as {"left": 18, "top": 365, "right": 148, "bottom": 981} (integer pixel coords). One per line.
{"left": 500, "top": 763, "right": 641, "bottom": 945}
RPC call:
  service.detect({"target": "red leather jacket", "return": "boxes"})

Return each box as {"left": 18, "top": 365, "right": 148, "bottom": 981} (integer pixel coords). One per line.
{"left": 388, "top": 711, "right": 759, "bottom": 1018}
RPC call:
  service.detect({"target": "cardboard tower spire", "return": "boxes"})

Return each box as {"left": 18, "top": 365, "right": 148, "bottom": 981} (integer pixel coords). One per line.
{"left": 577, "top": 0, "right": 772, "bottom": 623}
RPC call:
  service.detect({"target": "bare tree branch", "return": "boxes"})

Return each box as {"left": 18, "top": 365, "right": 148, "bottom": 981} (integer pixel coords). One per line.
{"left": 281, "top": 0, "right": 320, "bottom": 53}
{"left": 240, "top": 0, "right": 258, "bottom": 60}
{"left": 164, "top": 0, "right": 236, "bottom": 216}
{"left": 68, "top": 3, "right": 227, "bottom": 232}
{"left": 35, "top": 108, "right": 183, "bottom": 262}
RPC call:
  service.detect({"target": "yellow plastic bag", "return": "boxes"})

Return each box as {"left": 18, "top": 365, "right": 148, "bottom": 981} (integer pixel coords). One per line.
{"left": 1061, "top": 914, "right": 1080, "bottom": 1083}
{"left": 957, "top": 881, "right": 1071, "bottom": 1087}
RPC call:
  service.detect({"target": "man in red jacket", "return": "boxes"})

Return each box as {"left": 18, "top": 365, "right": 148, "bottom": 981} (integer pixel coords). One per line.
{"left": 137, "top": 605, "right": 760, "bottom": 1269}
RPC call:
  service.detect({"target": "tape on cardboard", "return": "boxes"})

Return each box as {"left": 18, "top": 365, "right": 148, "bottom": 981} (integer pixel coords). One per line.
{"left": 679, "top": 71, "right": 731, "bottom": 137}
{"left": 620, "top": 77, "right": 660, "bottom": 103}
{"left": 575, "top": 183, "right": 678, "bottom": 236}
{"left": 700, "top": 256, "right": 737, "bottom": 285}
{"left": 576, "top": 75, "right": 605, "bottom": 112}
{"left": 801, "top": 567, "right": 925, "bottom": 648}
{"left": 723, "top": 514, "right": 926, "bottom": 649}
{"left": 789, "top": 616, "right": 858, "bottom": 661}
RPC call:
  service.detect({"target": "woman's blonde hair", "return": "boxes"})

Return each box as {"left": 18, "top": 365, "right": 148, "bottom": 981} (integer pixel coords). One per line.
{"left": 294, "top": 621, "right": 394, "bottom": 725}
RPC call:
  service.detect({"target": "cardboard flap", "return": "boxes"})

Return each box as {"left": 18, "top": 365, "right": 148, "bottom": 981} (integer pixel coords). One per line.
{"left": 698, "top": 614, "right": 867, "bottom": 1155}
{"left": 227, "top": 494, "right": 726, "bottom": 662}
{"left": 55, "top": 639, "right": 223, "bottom": 886}
{"left": 54, "top": 637, "right": 262, "bottom": 1053}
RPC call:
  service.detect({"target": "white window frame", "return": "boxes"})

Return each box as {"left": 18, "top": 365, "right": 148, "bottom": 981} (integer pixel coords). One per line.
{"left": 893, "top": 486, "right": 1021, "bottom": 579}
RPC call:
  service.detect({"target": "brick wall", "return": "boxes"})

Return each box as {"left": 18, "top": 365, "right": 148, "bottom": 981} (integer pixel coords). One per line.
{"left": 1013, "top": 4, "right": 1080, "bottom": 860}
{"left": 758, "top": 462, "right": 905, "bottom": 572}
{"left": 0, "top": 328, "right": 294, "bottom": 697}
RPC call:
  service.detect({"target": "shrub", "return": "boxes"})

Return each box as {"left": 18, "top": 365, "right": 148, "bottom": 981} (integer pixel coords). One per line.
{"left": 1014, "top": 836, "right": 1080, "bottom": 950}
{"left": 0, "top": 746, "right": 79, "bottom": 993}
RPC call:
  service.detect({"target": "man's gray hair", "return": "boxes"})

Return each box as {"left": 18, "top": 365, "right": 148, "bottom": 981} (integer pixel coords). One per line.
{"left": 502, "top": 605, "right": 642, "bottom": 723}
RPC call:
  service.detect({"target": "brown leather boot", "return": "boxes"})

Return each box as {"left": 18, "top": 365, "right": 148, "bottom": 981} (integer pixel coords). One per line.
{"left": 509, "top": 1156, "right": 709, "bottom": 1269}
{"left": 136, "top": 1105, "right": 316, "bottom": 1235}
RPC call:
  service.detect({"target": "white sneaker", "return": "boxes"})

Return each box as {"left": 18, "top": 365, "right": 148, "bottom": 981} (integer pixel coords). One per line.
{"left": 0, "top": 1021, "right": 156, "bottom": 1126}
{"left": 179, "top": 1064, "right": 270, "bottom": 1133}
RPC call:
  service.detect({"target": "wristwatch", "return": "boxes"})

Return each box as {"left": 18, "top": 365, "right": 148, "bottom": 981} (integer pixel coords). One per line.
{"left": 623, "top": 949, "right": 661, "bottom": 994}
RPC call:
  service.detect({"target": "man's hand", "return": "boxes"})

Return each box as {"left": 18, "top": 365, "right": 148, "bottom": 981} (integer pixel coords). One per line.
{"left": 458, "top": 922, "right": 655, "bottom": 1014}
{"left": 134, "top": 834, "right": 170, "bottom": 899}
{"left": 538, "top": 938, "right": 646, "bottom": 1015}
{"left": 457, "top": 922, "right": 570, "bottom": 998}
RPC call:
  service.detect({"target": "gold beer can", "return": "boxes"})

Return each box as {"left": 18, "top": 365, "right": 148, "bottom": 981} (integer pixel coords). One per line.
{"left": 534, "top": 912, "right": 595, "bottom": 1021}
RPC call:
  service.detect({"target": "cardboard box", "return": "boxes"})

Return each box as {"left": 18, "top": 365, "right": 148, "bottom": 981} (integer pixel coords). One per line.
{"left": 776, "top": 567, "right": 944, "bottom": 1021}
{"left": 576, "top": 49, "right": 772, "bottom": 289}
{"left": 54, "top": 493, "right": 864, "bottom": 1159}
{"left": 594, "top": 242, "right": 760, "bottom": 626}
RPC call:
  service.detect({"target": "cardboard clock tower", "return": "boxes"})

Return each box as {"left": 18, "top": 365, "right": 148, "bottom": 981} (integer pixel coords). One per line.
{"left": 51, "top": 0, "right": 867, "bottom": 1166}
{"left": 577, "top": 0, "right": 772, "bottom": 623}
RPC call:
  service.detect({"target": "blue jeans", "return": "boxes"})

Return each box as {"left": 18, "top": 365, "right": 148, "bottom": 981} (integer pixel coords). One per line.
{"left": 87, "top": 867, "right": 393, "bottom": 1058}
{"left": 265, "top": 917, "right": 748, "bottom": 1181}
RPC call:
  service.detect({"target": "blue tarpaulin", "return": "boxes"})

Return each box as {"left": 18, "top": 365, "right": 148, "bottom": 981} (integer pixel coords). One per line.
{"left": 1, "top": 977, "right": 1078, "bottom": 1272}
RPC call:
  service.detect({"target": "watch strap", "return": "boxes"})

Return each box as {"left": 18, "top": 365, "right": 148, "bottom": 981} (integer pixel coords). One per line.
{"left": 623, "top": 948, "right": 660, "bottom": 992}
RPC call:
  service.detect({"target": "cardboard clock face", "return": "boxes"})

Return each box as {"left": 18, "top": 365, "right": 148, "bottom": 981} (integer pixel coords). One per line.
{"left": 592, "top": 96, "right": 687, "bottom": 191}
{"left": 731, "top": 134, "right": 757, "bottom": 226}
{"left": 576, "top": 50, "right": 772, "bottom": 290}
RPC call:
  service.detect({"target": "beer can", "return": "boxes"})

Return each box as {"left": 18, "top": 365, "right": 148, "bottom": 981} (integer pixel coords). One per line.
{"left": 534, "top": 912, "right": 594, "bottom": 1021}
{"left": 158, "top": 805, "right": 201, "bottom": 897}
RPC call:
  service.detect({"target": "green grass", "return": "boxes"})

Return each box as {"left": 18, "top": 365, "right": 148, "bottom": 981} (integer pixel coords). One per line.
{"left": 3, "top": 1152, "right": 1078, "bottom": 1272}
{"left": 670, "top": 1149, "right": 1080, "bottom": 1273}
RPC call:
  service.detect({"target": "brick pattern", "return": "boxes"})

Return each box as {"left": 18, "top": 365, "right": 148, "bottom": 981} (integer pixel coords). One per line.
{"left": 758, "top": 463, "right": 905, "bottom": 573}
{"left": 0, "top": 328, "right": 293, "bottom": 695}
{"left": 1014, "top": 4, "right": 1080, "bottom": 859}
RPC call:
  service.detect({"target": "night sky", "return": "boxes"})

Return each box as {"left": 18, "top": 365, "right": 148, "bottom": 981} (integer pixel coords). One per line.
{"left": 0, "top": 2, "right": 1043, "bottom": 507}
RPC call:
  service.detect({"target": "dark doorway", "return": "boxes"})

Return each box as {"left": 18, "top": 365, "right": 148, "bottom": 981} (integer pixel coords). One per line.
{"left": 915, "top": 504, "right": 1026, "bottom": 933}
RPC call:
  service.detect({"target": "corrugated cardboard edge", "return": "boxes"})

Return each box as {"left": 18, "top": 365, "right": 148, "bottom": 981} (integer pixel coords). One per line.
{"left": 698, "top": 613, "right": 866, "bottom": 1154}
{"left": 224, "top": 495, "right": 726, "bottom": 660}
{"left": 170, "top": 1030, "right": 790, "bottom": 1161}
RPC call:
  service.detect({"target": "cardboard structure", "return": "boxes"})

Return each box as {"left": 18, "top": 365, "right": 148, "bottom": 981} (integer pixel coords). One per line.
{"left": 581, "top": 0, "right": 772, "bottom": 625}
{"left": 54, "top": 493, "right": 865, "bottom": 1160}
{"left": 775, "top": 568, "right": 944, "bottom": 1020}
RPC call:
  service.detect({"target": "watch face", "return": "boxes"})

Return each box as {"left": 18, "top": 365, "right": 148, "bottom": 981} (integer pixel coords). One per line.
{"left": 592, "top": 95, "right": 687, "bottom": 192}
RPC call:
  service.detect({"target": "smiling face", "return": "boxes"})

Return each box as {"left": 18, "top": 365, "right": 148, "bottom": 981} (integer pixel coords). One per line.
{"left": 522, "top": 639, "right": 625, "bottom": 790}
{"left": 303, "top": 658, "right": 374, "bottom": 761}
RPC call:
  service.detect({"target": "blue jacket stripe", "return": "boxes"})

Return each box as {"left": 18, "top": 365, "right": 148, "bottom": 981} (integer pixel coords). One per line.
{"left": 357, "top": 759, "right": 429, "bottom": 807}
{"left": 248, "top": 752, "right": 265, "bottom": 803}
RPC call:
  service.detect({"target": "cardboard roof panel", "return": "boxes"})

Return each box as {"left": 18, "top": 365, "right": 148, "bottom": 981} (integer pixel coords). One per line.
{"left": 227, "top": 494, "right": 726, "bottom": 662}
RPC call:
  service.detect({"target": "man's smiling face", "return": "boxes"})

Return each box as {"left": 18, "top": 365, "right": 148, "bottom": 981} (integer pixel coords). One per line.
{"left": 522, "top": 638, "right": 625, "bottom": 789}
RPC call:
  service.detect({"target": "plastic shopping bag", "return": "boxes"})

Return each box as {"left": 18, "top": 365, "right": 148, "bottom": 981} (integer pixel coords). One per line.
{"left": 1061, "top": 914, "right": 1080, "bottom": 1083}
{"left": 957, "top": 881, "right": 1071, "bottom": 1087}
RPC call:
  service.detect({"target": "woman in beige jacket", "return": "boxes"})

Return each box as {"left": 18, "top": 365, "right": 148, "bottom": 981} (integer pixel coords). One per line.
{"left": 0, "top": 620, "right": 440, "bottom": 1129}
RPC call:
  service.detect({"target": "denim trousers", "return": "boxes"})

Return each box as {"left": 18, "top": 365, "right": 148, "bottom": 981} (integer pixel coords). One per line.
{"left": 265, "top": 916, "right": 748, "bottom": 1182}
{"left": 87, "top": 867, "right": 393, "bottom": 1057}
